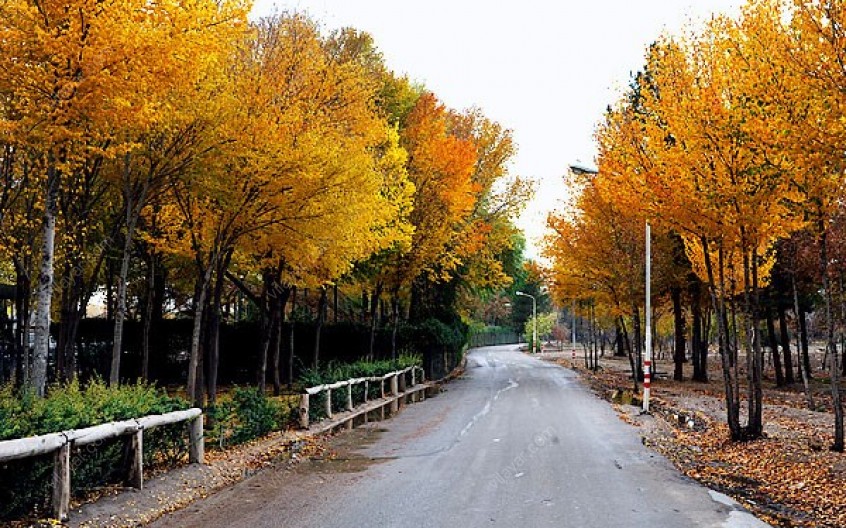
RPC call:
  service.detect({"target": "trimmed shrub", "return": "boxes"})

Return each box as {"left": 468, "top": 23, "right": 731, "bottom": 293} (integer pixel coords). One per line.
{"left": 0, "top": 379, "right": 188, "bottom": 521}
{"left": 207, "top": 387, "right": 287, "bottom": 448}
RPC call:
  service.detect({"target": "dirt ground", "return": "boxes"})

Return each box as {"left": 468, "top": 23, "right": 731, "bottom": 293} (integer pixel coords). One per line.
{"left": 541, "top": 347, "right": 846, "bottom": 528}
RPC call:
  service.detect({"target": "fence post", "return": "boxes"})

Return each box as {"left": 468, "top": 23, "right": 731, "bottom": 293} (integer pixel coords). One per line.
{"left": 398, "top": 372, "right": 407, "bottom": 406}
{"left": 390, "top": 375, "right": 399, "bottom": 414}
{"left": 326, "top": 389, "right": 333, "bottom": 419}
{"left": 364, "top": 380, "right": 369, "bottom": 402}
{"left": 299, "top": 393, "right": 310, "bottom": 429}
{"left": 188, "top": 414, "right": 204, "bottom": 464}
{"left": 126, "top": 428, "right": 144, "bottom": 489}
{"left": 380, "top": 379, "right": 385, "bottom": 398}
{"left": 52, "top": 441, "right": 71, "bottom": 521}
{"left": 347, "top": 383, "right": 353, "bottom": 412}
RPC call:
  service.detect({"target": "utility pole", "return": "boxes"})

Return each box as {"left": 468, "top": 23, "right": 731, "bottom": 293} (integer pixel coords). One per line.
{"left": 643, "top": 221, "right": 652, "bottom": 413}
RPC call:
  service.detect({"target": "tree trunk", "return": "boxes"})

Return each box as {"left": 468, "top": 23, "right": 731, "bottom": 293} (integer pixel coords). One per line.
{"left": 32, "top": 165, "right": 59, "bottom": 397}
{"left": 766, "top": 309, "right": 785, "bottom": 386}
{"left": 631, "top": 303, "right": 643, "bottom": 381}
{"left": 111, "top": 173, "right": 149, "bottom": 385}
{"left": 287, "top": 286, "right": 297, "bottom": 387}
{"left": 820, "top": 227, "right": 843, "bottom": 451}
{"left": 745, "top": 249, "right": 763, "bottom": 439}
{"left": 703, "top": 237, "right": 742, "bottom": 440}
{"left": 391, "top": 291, "right": 400, "bottom": 360}
{"left": 56, "top": 264, "right": 71, "bottom": 382}
{"left": 187, "top": 264, "right": 213, "bottom": 407}
{"left": 690, "top": 279, "right": 707, "bottom": 382}
{"left": 792, "top": 273, "right": 814, "bottom": 410}
{"left": 110, "top": 226, "right": 135, "bottom": 386}
{"left": 141, "top": 256, "right": 155, "bottom": 381}
{"left": 313, "top": 287, "right": 328, "bottom": 368}
{"left": 333, "top": 284, "right": 338, "bottom": 324}
{"left": 619, "top": 315, "right": 638, "bottom": 391}
{"left": 257, "top": 271, "right": 272, "bottom": 394}
{"left": 272, "top": 286, "right": 289, "bottom": 396}
{"left": 207, "top": 251, "right": 231, "bottom": 411}
{"left": 13, "top": 261, "right": 31, "bottom": 389}
{"left": 778, "top": 306, "right": 795, "bottom": 384}
{"left": 368, "top": 282, "right": 383, "bottom": 360}
{"left": 799, "top": 307, "right": 812, "bottom": 378}
{"left": 614, "top": 318, "right": 626, "bottom": 357}
{"left": 671, "top": 286, "right": 685, "bottom": 381}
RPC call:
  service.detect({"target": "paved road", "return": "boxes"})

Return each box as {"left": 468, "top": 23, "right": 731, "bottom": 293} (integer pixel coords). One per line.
{"left": 151, "top": 345, "right": 769, "bottom": 528}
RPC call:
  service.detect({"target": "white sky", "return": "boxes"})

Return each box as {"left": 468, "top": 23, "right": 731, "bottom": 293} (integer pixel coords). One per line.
{"left": 251, "top": 0, "right": 744, "bottom": 259}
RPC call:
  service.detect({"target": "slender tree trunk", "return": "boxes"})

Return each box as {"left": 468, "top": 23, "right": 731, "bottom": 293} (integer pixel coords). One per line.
{"left": 110, "top": 226, "right": 135, "bottom": 385}
{"left": 799, "top": 307, "right": 812, "bottom": 378}
{"left": 272, "top": 287, "right": 289, "bottom": 396}
{"left": 819, "top": 227, "right": 843, "bottom": 451}
{"left": 287, "top": 286, "right": 297, "bottom": 387}
{"left": 619, "top": 315, "right": 638, "bottom": 391}
{"left": 313, "top": 287, "right": 328, "bottom": 368}
{"left": 32, "top": 165, "right": 60, "bottom": 397}
{"left": 703, "top": 237, "right": 742, "bottom": 440}
{"left": 13, "top": 261, "right": 31, "bottom": 389}
{"left": 257, "top": 271, "right": 272, "bottom": 394}
{"left": 368, "top": 282, "right": 383, "bottom": 360}
{"left": 767, "top": 309, "right": 785, "bottom": 386}
{"left": 632, "top": 303, "right": 643, "bottom": 381}
{"left": 333, "top": 284, "right": 338, "bottom": 324}
{"left": 792, "top": 273, "right": 814, "bottom": 410}
{"left": 779, "top": 307, "right": 795, "bottom": 384}
{"left": 391, "top": 291, "right": 400, "bottom": 360}
{"left": 671, "top": 286, "right": 685, "bottom": 381}
{"left": 702, "top": 307, "right": 711, "bottom": 376}
{"left": 111, "top": 174, "right": 148, "bottom": 385}
{"left": 141, "top": 256, "right": 155, "bottom": 381}
{"left": 187, "top": 263, "right": 213, "bottom": 407}
{"left": 691, "top": 279, "right": 707, "bottom": 382}
{"left": 56, "top": 265, "right": 71, "bottom": 382}
{"left": 614, "top": 318, "right": 626, "bottom": 357}
{"left": 745, "top": 249, "right": 763, "bottom": 439}
{"left": 207, "top": 251, "right": 231, "bottom": 410}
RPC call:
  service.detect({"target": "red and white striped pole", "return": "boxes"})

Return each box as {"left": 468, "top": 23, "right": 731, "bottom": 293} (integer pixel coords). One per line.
{"left": 643, "top": 221, "right": 652, "bottom": 413}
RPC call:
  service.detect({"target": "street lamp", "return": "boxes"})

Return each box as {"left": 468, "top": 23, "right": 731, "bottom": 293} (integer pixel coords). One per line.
{"left": 516, "top": 291, "right": 536, "bottom": 354}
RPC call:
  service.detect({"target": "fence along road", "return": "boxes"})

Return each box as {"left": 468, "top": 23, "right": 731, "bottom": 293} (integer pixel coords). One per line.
{"left": 151, "top": 344, "right": 770, "bottom": 528}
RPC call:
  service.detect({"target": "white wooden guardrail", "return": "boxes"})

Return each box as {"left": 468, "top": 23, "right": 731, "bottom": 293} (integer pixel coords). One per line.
{"left": 0, "top": 408, "right": 203, "bottom": 521}
{"left": 299, "top": 366, "right": 426, "bottom": 429}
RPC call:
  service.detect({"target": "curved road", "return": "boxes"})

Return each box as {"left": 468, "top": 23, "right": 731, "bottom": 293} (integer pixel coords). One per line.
{"left": 151, "top": 345, "right": 769, "bottom": 528}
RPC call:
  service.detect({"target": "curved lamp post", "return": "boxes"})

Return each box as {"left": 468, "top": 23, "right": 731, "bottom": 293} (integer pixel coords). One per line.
{"left": 516, "top": 291, "right": 537, "bottom": 354}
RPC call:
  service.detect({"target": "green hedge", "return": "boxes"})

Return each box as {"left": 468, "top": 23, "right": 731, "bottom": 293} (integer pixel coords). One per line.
{"left": 0, "top": 379, "right": 188, "bottom": 521}
{"left": 298, "top": 355, "right": 421, "bottom": 423}
{"left": 207, "top": 387, "right": 291, "bottom": 449}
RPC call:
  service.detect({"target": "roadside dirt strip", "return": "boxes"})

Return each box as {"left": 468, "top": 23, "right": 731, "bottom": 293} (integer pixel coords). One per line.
{"left": 544, "top": 351, "right": 840, "bottom": 528}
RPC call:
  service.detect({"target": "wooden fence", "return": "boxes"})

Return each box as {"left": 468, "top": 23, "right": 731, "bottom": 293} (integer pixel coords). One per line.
{"left": 299, "top": 366, "right": 428, "bottom": 430}
{"left": 0, "top": 408, "right": 203, "bottom": 521}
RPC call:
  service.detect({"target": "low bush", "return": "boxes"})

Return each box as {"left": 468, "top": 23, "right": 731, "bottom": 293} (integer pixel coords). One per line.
{"left": 207, "top": 387, "right": 289, "bottom": 448}
{"left": 0, "top": 379, "right": 188, "bottom": 521}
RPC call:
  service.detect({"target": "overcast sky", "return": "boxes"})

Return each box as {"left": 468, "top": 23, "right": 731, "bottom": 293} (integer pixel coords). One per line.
{"left": 251, "top": 0, "right": 744, "bottom": 259}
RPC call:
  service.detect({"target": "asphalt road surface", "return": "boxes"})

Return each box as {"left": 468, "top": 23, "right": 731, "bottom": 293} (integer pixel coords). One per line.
{"left": 150, "top": 345, "right": 770, "bottom": 528}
